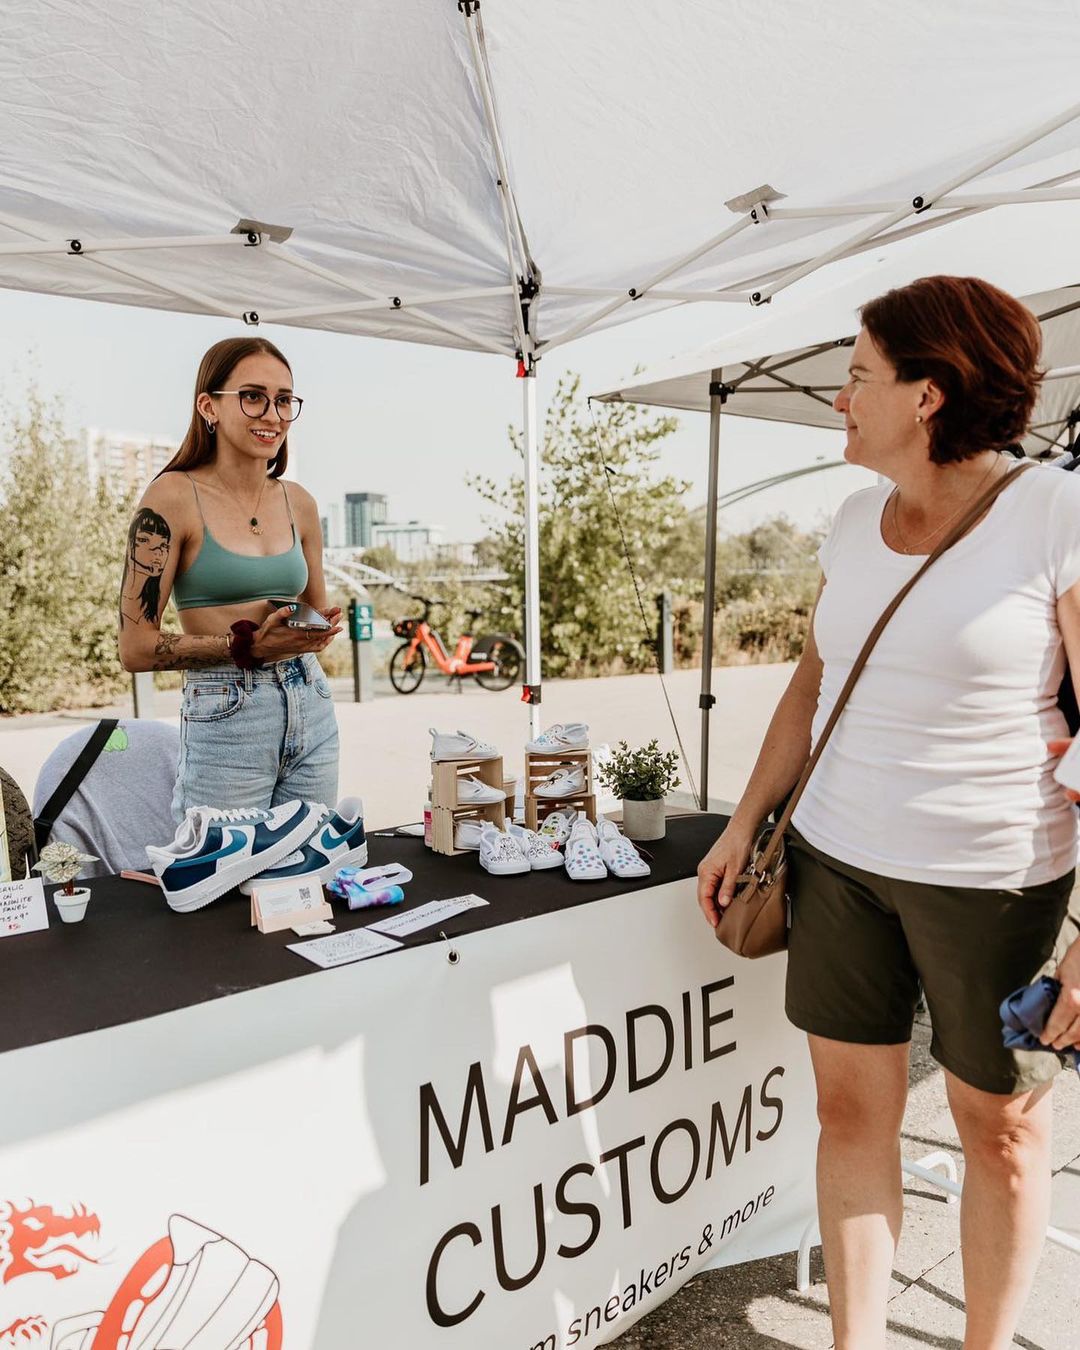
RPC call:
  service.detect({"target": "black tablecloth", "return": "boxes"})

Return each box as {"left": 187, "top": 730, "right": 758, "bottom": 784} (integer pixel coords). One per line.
{"left": 0, "top": 814, "right": 725, "bottom": 1054}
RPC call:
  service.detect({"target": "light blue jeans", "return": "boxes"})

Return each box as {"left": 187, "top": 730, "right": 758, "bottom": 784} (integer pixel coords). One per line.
{"left": 172, "top": 654, "right": 339, "bottom": 821}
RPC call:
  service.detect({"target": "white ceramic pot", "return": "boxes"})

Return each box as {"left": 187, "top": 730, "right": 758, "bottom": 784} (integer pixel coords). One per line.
{"left": 55, "top": 887, "right": 91, "bottom": 923}
{"left": 621, "top": 797, "right": 666, "bottom": 841}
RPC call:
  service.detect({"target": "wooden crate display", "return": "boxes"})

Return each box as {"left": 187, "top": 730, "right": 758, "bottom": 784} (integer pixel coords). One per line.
{"left": 431, "top": 801, "right": 506, "bottom": 856}
{"left": 430, "top": 754, "right": 508, "bottom": 855}
{"left": 523, "top": 748, "right": 596, "bottom": 831}
{"left": 431, "top": 755, "right": 505, "bottom": 810}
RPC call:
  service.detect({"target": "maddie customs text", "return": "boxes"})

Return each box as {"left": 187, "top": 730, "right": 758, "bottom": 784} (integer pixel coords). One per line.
{"left": 418, "top": 976, "right": 788, "bottom": 1337}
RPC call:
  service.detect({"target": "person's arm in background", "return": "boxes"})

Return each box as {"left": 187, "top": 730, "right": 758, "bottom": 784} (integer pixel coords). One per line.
{"left": 1043, "top": 573, "right": 1080, "bottom": 1051}
{"left": 696, "top": 578, "right": 825, "bottom": 928}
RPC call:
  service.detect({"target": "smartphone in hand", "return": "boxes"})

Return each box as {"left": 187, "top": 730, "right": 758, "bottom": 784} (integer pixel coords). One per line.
{"left": 268, "top": 600, "right": 332, "bottom": 632}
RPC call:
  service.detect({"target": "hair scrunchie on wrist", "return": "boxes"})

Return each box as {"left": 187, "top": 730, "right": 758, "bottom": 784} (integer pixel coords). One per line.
{"left": 229, "top": 620, "right": 265, "bottom": 670}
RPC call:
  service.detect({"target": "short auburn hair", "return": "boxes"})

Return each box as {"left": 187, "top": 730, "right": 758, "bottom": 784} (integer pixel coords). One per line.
{"left": 859, "top": 275, "right": 1042, "bottom": 464}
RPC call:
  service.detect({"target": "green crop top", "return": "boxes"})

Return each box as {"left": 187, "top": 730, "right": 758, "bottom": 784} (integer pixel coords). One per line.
{"left": 172, "top": 476, "right": 309, "bottom": 611}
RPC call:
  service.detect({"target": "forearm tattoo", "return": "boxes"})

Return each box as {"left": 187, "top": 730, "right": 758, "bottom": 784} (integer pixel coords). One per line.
{"left": 151, "top": 631, "right": 230, "bottom": 671}
{"left": 120, "top": 508, "right": 171, "bottom": 629}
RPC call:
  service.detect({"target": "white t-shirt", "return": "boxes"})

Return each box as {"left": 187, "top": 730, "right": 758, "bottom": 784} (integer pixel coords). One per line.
{"left": 791, "top": 464, "right": 1080, "bottom": 888}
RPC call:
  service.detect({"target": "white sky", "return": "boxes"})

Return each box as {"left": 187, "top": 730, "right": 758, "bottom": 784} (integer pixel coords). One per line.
{"left": 0, "top": 281, "right": 875, "bottom": 544}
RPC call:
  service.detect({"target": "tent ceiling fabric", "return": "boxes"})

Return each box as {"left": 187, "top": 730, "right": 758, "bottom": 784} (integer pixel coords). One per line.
{"left": 2, "top": 1, "right": 1080, "bottom": 355}
{"left": 595, "top": 206, "right": 1080, "bottom": 457}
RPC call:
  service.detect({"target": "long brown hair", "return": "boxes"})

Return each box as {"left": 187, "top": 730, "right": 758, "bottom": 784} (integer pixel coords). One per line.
{"left": 160, "top": 336, "right": 293, "bottom": 479}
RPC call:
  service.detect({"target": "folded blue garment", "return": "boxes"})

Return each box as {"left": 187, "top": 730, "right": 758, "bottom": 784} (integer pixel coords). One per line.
{"left": 999, "top": 977, "right": 1080, "bottom": 1073}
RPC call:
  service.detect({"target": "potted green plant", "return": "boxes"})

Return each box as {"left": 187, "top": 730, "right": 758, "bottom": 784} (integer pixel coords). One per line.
{"left": 34, "top": 841, "right": 98, "bottom": 923}
{"left": 597, "top": 739, "right": 680, "bottom": 841}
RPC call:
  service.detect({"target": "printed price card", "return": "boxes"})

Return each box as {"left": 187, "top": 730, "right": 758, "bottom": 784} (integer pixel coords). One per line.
{"left": 0, "top": 877, "right": 49, "bottom": 938}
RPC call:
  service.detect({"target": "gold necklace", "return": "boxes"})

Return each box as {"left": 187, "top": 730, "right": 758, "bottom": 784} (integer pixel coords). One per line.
{"left": 214, "top": 469, "right": 268, "bottom": 535}
{"left": 890, "top": 457, "right": 1002, "bottom": 554}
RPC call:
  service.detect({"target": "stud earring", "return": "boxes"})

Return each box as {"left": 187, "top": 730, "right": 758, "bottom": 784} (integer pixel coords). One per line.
{"left": 915, "top": 415, "right": 923, "bottom": 424}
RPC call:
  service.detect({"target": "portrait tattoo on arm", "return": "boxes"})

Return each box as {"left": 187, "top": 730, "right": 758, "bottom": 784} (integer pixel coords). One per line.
{"left": 119, "top": 508, "right": 171, "bottom": 628}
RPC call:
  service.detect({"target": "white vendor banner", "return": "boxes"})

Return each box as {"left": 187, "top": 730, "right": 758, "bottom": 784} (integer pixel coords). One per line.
{"left": 0, "top": 878, "right": 817, "bottom": 1349}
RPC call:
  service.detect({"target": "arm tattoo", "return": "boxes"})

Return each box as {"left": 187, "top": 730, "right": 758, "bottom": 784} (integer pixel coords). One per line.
{"left": 120, "top": 508, "right": 172, "bottom": 629}
{"left": 151, "top": 631, "right": 230, "bottom": 671}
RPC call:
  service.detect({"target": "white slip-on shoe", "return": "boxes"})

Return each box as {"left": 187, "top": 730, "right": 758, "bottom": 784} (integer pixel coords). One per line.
{"left": 526, "top": 722, "right": 590, "bottom": 752}
{"left": 596, "top": 818, "right": 651, "bottom": 879}
{"left": 478, "top": 821, "right": 531, "bottom": 876}
{"left": 239, "top": 797, "right": 367, "bottom": 895}
{"left": 454, "top": 818, "right": 485, "bottom": 851}
{"left": 430, "top": 728, "right": 499, "bottom": 762}
{"left": 147, "top": 801, "right": 325, "bottom": 912}
{"left": 456, "top": 775, "right": 507, "bottom": 805}
{"left": 507, "top": 822, "right": 564, "bottom": 870}
{"left": 538, "top": 806, "right": 578, "bottom": 847}
{"left": 533, "top": 764, "right": 586, "bottom": 798}
{"left": 564, "top": 814, "right": 607, "bottom": 882}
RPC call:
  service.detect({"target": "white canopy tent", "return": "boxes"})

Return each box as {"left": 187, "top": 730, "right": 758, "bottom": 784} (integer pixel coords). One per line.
{"left": 5, "top": 2, "right": 1080, "bottom": 727}
{"left": 595, "top": 204, "right": 1080, "bottom": 802}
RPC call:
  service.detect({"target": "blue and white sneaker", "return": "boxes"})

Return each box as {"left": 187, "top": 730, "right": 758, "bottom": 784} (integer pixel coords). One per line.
{"left": 147, "top": 801, "right": 325, "bottom": 913}
{"left": 238, "top": 797, "right": 367, "bottom": 895}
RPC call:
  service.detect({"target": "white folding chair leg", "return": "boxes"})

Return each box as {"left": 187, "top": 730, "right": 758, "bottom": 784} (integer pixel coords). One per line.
{"left": 904, "top": 1149, "right": 959, "bottom": 1204}
{"left": 796, "top": 1215, "right": 821, "bottom": 1293}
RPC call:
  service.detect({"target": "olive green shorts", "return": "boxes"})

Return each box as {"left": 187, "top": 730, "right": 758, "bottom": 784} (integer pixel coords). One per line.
{"left": 785, "top": 829, "right": 1078, "bottom": 1095}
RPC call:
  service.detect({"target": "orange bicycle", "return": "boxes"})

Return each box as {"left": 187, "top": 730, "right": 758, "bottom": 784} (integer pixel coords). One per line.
{"left": 389, "top": 595, "right": 524, "bottom": 694}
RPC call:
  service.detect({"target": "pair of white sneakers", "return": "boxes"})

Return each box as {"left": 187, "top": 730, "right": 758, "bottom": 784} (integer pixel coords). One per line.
{"left": 544, "top": 810, "right": 651, "bottom": 882}
{"left": 526, "top": 722, "right": 589, "bottom": 752}
{"left": 456, "top": 818, "right": 564, "bottom": 874}
{"left": 431, "top": 728, "right": 498, "bottom": 762}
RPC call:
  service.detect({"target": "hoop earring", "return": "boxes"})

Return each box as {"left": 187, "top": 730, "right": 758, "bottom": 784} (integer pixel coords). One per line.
{"left": 204, "top": 418, "right": 216, "bottom": 434}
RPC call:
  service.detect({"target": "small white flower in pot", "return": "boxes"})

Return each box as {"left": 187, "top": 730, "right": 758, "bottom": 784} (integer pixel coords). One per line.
{"left": 597, "top": 739, "right": 680, "bottom": 841}
{"left": 33, "top": 842, "right": 98, "bottom": 923}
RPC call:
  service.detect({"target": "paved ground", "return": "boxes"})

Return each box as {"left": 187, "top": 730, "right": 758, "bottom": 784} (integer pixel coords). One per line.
{"left": 3, "top": 664, "right": 1078, "bottom": 1347}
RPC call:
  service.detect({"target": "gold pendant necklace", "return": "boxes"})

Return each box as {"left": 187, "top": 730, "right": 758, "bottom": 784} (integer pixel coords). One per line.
{"left": 215, "top": 470, "right": 267, "bottom": 535}
{"left": 891, "top": 457, "right": 1001, "bottom": 553}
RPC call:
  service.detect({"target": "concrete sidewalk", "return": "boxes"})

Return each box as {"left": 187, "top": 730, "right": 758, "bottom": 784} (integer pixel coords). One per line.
{"left": 0, "top": 664, "right": 790, "bottom": 826}
{"left": 3, "top": 664, "right": 1077, "bottom": 1347}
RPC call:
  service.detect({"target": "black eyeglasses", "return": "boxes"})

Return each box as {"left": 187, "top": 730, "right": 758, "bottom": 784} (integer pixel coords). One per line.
{"left": 213, "top": 389, "right": 304, "bottom": 422}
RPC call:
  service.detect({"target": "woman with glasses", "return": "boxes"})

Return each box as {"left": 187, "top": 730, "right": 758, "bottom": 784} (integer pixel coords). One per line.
{"left": 118, "top": 336, "right": 342, "bottom": 818}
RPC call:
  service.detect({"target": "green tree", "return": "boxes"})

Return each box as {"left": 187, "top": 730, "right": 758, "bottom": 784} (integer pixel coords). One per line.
{"left": 0, "top": 392, "right": 132, "bottom": 713}
{"left": 470, "top": 373, "right": 688, "bottom": 676}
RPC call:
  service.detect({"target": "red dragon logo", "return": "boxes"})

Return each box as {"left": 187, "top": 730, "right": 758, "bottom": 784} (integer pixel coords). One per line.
{"left": 2, "top": 1213, "right": 281, "bottom": 1350}
{"left": 0, "top": 1201, "right": 101, "bottom": 1285}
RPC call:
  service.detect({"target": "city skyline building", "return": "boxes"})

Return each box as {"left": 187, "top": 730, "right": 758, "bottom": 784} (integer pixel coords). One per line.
{"left": 84, "top": 428, "right": 177, "bottom": 496}
{"left": 344, "top": 491, "right": 388, "bottom": 548}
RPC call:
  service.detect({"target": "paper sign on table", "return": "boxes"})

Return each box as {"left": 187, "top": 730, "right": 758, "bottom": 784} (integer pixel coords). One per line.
{"left": 286, "top": 927, "right": 402, "bottom": 968}
{"left": 250, "top": 878, "right": 332, "bottom": 935}
{"left": 0, "top": 877, "right": 49, "bottom": 937}
{"left": 368, "top": 893, "right": 488, "bottom": 938}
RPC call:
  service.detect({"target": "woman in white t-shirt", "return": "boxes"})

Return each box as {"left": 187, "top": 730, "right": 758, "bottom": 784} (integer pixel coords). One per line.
{"left": 697, "top": 275, "right": 1080, "bottom": 1350}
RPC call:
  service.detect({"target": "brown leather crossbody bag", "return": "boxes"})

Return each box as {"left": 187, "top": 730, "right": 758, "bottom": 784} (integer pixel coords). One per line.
{"left": 716, "top": 462, "right": 1033, "bottom": 959}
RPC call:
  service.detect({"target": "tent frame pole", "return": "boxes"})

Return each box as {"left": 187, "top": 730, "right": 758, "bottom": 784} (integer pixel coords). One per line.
{"left": 699, "top": 370, "right": 727, "bottom": 810}
{"left": 521, "top": 350, "right": 542, "bottom": 738}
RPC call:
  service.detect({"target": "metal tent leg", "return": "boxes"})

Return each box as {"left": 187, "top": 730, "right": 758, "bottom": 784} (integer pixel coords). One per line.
{"left": 699, "top": 373, "right": 725, "bottom": 809}
{"left": 521, "top": 364, "right": 542, "bottom": 740}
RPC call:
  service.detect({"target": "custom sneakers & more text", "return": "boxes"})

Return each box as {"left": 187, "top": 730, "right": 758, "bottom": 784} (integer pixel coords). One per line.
{"left": 147, "top": 801, "right": 325, "bottom": 913}
{"left": 238, "top": 797, "right": 367, "bottom": 895}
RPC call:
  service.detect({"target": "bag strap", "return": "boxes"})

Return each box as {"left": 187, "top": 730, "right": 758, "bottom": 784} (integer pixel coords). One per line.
{"left": 33, "top": 718, "right": 119, "bottom": 855}
{"left": 760, "top": 461, "right": 1034, "bottom": 866}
